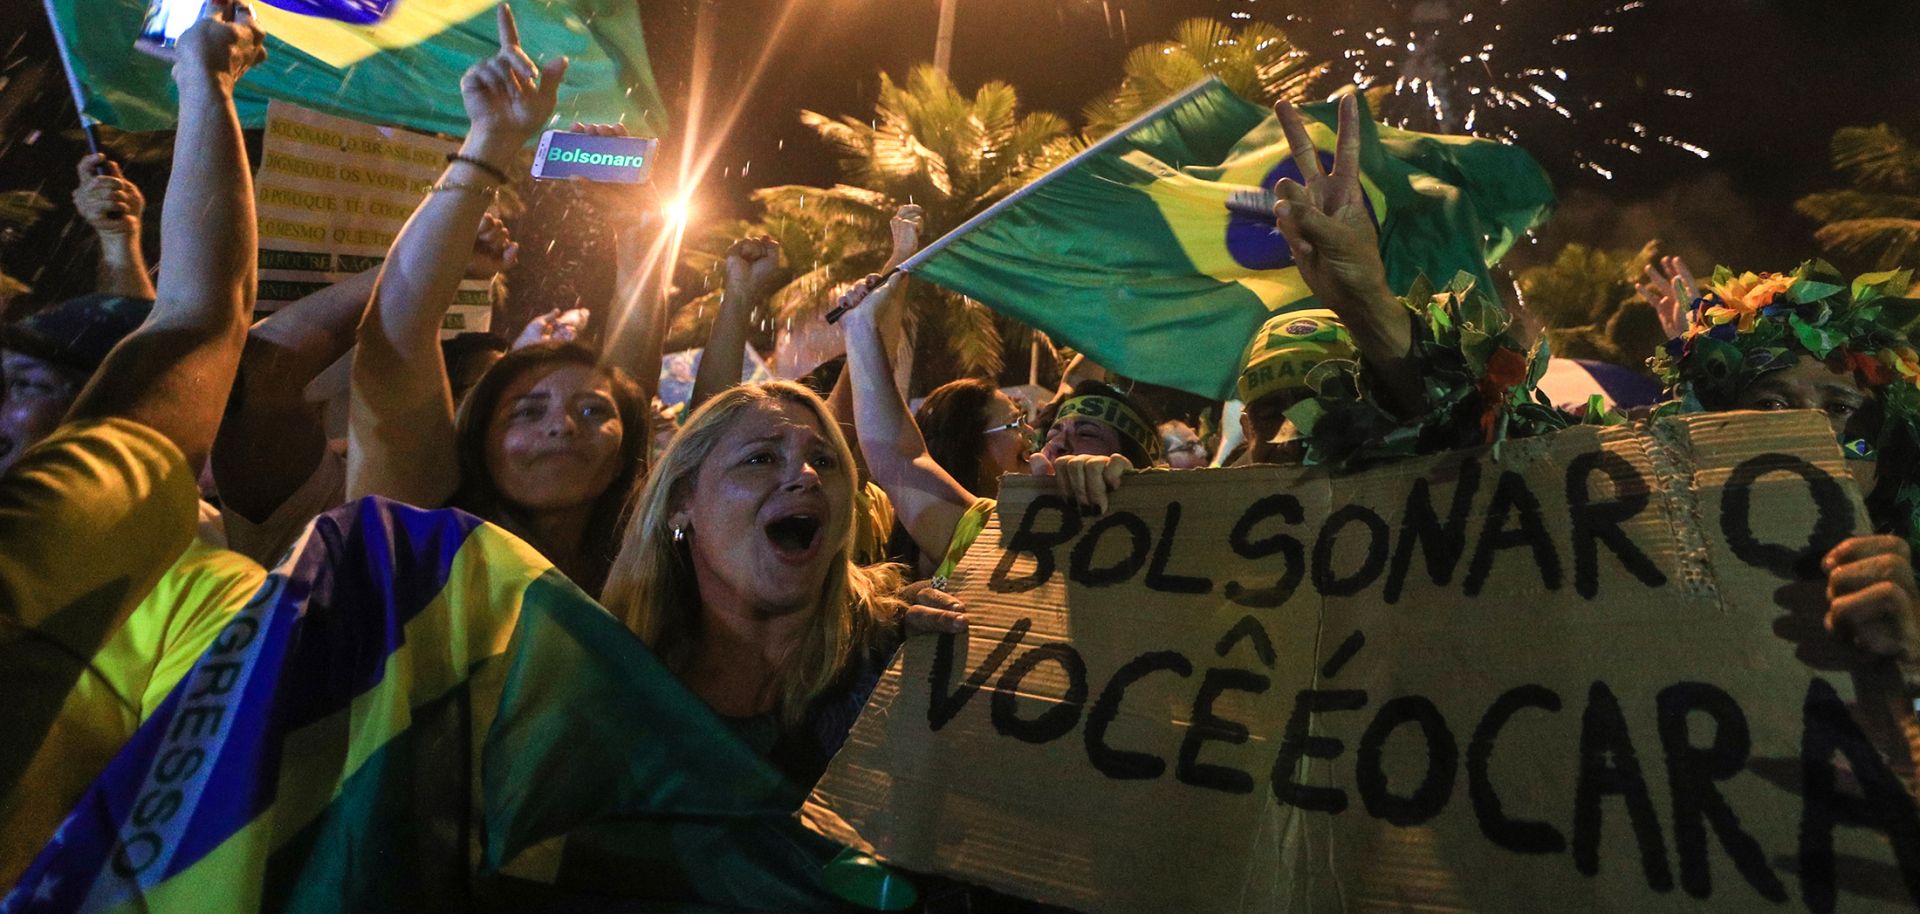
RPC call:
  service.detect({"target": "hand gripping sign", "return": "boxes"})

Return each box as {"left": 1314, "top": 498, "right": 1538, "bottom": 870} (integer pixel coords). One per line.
{"left": 805, "top": 411, "right": 1920, "bottom": 914}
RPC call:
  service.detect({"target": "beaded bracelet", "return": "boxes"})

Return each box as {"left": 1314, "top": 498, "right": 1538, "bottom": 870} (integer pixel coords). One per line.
{"left": 445, "top": 153, "right": 510, "bottom": 184}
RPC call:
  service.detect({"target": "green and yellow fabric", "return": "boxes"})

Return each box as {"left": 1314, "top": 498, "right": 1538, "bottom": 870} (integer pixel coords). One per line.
{"left": 907, "top": 79, "right": 1553, "bottom": 400}
{"left": 4, "top": 497, "right": 852, "bottom": 912}
{"left": 47, "top": 0, "right": 663, "bottom": 138}
{"left": 1236, "top": 307, "right": 1355, "bottom": 406}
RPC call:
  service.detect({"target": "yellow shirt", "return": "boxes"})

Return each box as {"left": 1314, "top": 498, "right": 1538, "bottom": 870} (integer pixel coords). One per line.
{"left": 0, "top": 420, "right": 265, "bottom": 884}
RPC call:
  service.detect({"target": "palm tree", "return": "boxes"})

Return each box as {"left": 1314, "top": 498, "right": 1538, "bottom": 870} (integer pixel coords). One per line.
{"left": 1516, "top": 241, "right": 1665, "bottom": 373}
{"left": 691, "top": 19, "right": 1329, "bottom": 391}
{"left": 687, "top": 65, "right": 1072, "bottom": 390}
{"left": 1081, "top": 17, "right": 1325, "bottom": 139}
{"left": 1796, "top": 124, "right": 1920, "bottom": 272}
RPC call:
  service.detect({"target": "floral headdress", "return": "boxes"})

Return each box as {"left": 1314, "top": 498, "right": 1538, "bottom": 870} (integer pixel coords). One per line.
{"left": 1650, "top": 260, "right": 1919, "bottom": 453}
{"left": 1651, "top": 260, "right": 1920, "bottom": 544}
{"left": 1289, "top": 273, "right": 1615, "bottom": 469}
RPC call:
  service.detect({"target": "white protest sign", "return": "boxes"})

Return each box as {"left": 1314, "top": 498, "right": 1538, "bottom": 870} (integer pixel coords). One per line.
{"left": 807, "top": 411, "right": 1920, "bottom": 913}
{"left": 254, "top": 102, "right": 491, "bottom": 334}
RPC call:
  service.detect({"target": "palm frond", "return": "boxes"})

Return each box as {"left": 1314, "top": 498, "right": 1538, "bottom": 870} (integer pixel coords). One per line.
{"left": 1831, "top": 124, "right": 1920, "bottom": 194}
{"left": 942, "top": 294, "right": 1004, "bottom": 380}
{"left": 1083, "top": 18, "right": 1325, "bottom": 137}
{"left": 0, "top": 191, "right": 54, "bottom": 230}
{"left": 1812, "top": 218, "right": 1920, "bottom": 272}
{"left": 1795, "top": 189, "right": 1920, "bottom": 223}
{"left": 798, "top": 110, "right": 872, "bottom": 160}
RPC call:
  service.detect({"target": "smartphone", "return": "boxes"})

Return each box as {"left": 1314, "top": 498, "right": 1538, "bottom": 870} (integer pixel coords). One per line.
{"left": 135, "top": 0, "right": 213, "bottom": 59}
{"left": 531, "top": 130, "right": 659, "bottom": 184}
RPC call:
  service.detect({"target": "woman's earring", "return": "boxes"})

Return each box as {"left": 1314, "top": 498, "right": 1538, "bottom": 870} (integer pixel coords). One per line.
{"left": 672, "top": 525, "right": 686, "bottom": 544}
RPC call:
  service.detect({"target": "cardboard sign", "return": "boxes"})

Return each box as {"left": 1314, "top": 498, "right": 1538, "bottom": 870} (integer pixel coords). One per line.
{"left": 254, "top": 103, "right": 491, "bottom": 334}
{"left": 806, "top": 411, "right": 1920, "bottom": 913}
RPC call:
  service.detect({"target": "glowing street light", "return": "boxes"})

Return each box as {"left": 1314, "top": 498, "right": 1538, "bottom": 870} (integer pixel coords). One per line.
{"left": 664, "top": 193, "right": 697, "bottom": 226}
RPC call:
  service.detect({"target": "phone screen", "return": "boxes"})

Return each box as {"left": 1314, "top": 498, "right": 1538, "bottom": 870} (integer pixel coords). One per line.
{"left": 137, "top": 0, "right": 213, "bottom": 57}
{"left": 532, "top": 131, "right": 659, "bottom": 184}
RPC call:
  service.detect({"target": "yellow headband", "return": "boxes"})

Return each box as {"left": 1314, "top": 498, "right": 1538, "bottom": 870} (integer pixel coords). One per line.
{"left": 1053, "top": 395, "right": 1161, "bottom": 460}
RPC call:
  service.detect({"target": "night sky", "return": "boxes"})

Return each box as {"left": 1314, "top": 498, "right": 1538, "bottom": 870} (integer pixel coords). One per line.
{"left": 3, "top": 0, "right": 1917, "bottom": 305}
{"left": 645, "top": 0, "right": 1920, "bottom": 273}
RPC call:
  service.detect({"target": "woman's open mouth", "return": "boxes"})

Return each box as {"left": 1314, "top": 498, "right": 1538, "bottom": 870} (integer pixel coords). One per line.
{"left": 764, "top": 512, "right": 824, "bottom": 562}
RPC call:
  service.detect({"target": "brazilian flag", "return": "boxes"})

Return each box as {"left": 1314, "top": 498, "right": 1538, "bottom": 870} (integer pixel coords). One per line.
{"left": 5, "top": 498, "right": 850, "bottom": 912}
{"left": 45, "top": 0, "right": 663, "bottom": 138}
{"left": 904, "top": 79, "right": 1553, "bottom": 401}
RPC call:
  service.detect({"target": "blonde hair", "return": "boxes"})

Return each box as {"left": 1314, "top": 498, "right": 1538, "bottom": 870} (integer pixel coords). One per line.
{"left": 602, "top": 381, "right": 904, "bottom": 724}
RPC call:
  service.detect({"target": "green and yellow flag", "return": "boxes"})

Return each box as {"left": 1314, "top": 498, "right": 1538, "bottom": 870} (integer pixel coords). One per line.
{"left": 4, "top": 498, "right": 850, "bottom": 912}
{"left": 904, "top": 79, "right": 1553, "bottom": 400}
{"left": 45, "top": 0, "right": 663, "bottom": 138}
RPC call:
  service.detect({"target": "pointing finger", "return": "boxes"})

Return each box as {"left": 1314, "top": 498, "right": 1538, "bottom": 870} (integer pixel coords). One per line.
{"left": 497, "top": 3, "right": 521, "bottom": 51}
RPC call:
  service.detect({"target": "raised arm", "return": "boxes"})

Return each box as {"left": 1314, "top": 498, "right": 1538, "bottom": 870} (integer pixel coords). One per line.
{"left": 1270, "top": 94, "right": 1423, "bottom": 417}
{"left": 66, "top": 1, "right": 264, "bottom": 469}
{"left": 827, "top": 204, "right": 922, "bottom": 465}
{"left": 603, "top": 226, "right": 666, "bottom": 400}
{"left": 839, "top": 273, "right": 974, "bottom": 561}
{"left": 72, "top": 154, "right": 156, "bottom": 300}
{"left": 688, "top": 236, "right": 779, "bottom": 412}
{"left": 558, "top": 123, "right": 668, "bottom": 399}
{"left": 213, "top": 269, "right": 375, "bottom": 521}
{"left": 347, "top": 5, "right": 559, "bottom": 502}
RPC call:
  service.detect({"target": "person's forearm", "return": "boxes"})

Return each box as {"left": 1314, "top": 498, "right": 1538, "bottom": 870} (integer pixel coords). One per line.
{"left": 845, "top": 316, "right": 933, "bottom": 487}
{"left": 68, "top": 73, "right": 252, "bottom": 469}
{"left": 152, "top": 76, "right": 254, "bottom": 331}
{"left": 845, "top": 310, "right": 973, "bottom": 559}
{"left": 601, "top": 248, "right": 667, "bottom": 401}
{"left": 688, "top": 287, "right": 754, "bottom": 413}
{"left": 363, "top": 136, "right": 510, "bottom": 350}
{"left": 252, "top": 268, "right": 377, "bottom": 374}
{"left": 95, "top": 230, "right": 156, "bottom": 299}
{"left": 1332, "top": 282, "right": 1424, "bottom": 417}
{"left": 214, "top": 268, "right": 377, "bottom": 521}
{"left": 348, "top": 134, "right": 509, "bottom": 503}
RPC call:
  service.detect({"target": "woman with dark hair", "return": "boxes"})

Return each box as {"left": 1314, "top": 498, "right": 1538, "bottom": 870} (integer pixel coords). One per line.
{"left": 444, "top": 341, "right": 650, "bottom": 593}
{"left": 914, "top": 377, "right": 1032, "bottom": 498}
{"left": 347, "top": 34, "right": 660, "bottom": 596}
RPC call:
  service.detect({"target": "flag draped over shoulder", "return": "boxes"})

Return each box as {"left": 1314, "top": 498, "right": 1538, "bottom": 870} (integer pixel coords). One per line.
{"left": 3, "top": 498, "right": 848, "bottom": 913}
{"left": 906, "top": 79, "right": 1554, "bottom": 401}
{"left": 46, "top": 0, "right": 664, "bottom": 138}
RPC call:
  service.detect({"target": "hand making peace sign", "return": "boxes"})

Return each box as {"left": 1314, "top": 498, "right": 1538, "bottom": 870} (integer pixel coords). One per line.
{"left": 1269, "top": 92, "right": 1422, "bottom": 414}
{"left": 1269, "top": 93, "right": 1394, "bottom": 316}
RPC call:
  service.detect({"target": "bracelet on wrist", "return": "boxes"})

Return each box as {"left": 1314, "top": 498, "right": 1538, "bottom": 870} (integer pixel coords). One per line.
{"left": 428, "top": 180, "right": 499, "bottom": 199}
{"left": 446, "top": 153, "right": 510, "bottom": 185}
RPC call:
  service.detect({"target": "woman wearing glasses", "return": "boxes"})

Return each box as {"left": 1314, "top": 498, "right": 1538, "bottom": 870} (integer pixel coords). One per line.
{"left": 839, "top": 272, "right": 1138, "bottom": 585}
{"left": 914, "top": 379, "right": 1035, "bottom": 500}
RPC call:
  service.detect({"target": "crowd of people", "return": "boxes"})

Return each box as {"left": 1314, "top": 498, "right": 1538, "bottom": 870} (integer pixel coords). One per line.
{"left": 3, "top": 2, "right": 1919, "bottom": 907}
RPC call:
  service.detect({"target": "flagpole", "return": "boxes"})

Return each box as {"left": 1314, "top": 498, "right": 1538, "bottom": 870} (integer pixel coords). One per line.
{"left": 40, "top": 0, "right": 103, "bottom": 154}
{"left": 823, "top": 77, "right": 1224, "bottom": 324}
{"left": 896, "top": 76, "right": 1222, "bottom": 274}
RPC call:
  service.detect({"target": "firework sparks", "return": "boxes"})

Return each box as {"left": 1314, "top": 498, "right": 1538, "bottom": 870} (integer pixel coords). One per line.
{"left": 1246, "top": 0, "right": 1712, "bottom": 178}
